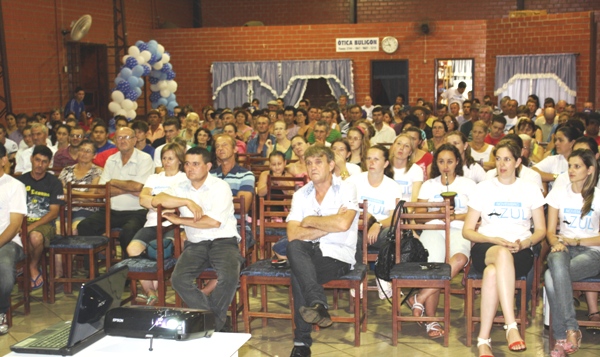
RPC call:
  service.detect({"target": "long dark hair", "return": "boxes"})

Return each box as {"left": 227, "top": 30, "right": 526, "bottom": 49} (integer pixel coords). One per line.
{"left": 430, "top": 144, "right": 464, "bottom": 179}
{"left": 569, "top": 149, "right": 599, "bottom": 218}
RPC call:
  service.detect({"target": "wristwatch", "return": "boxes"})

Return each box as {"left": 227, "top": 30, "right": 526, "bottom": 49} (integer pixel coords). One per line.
{"left": 376, "top": 221, "right": 383, "bottom": 229}
{"left": 553, "top": 173, "right": 558, "bottom": 180}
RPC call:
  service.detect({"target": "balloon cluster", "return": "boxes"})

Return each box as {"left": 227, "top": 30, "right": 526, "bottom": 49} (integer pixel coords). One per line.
{"left": 108, "top": 40, "right": 178, "bottom": 120}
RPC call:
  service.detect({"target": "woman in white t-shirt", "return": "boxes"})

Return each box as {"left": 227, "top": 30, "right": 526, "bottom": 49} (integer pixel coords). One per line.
{"left": 331, "top": 139, "right": 362, "bottom": 179}
{"left": 127, "top": 142, "right": 188, "bottom": 305}
{"left": 463, "top": 140, "right": 546, "bottom": 356}
{"left": 409, "top": 143, "right": 476, "bottom": 339}
{"left": 390, "top": 133, "right": 424, "bottom": 204}
{"left": 445, "top": 131, "right": 486, "bottom": 183}
{"left": 533, "top": 125, "right": 581, "bottom": 187}
{"left": 469, "top": 121, "right": 494, "bottom": 169}
{"left": 347, "top": 145, "right": 401, "bottom": 299}
{"left": 545, "top": 149, "right": 600, "bottom": 357}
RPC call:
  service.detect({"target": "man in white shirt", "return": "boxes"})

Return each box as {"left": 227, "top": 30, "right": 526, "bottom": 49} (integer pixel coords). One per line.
{"left": 504, "top": 99, "right": 519, "bottom": 134}
{"left": 370, "top": 107, "right": 396, "bottom": 145}
{"left": 441, "top": 81, "right": 467, "bottom": 110}
{"left": 0, "top": 124, "right": 18, "bottom": 160}
{"left": 77, "top": 127, "right": 155, "bottom": 258}
{"left": 361, "top": 95, "right": 374, "bottom": 119}
{"left": 14, "top": 123, "right": 57, "bottom": 174}
{"left": 0, "top": 144, "right": 27, "bottom": 335}
{"left": 286, "top": 145, "right": 358, "bottom": 357}
{"left": 153, "top": 146, "right": 243, "bottom": 332}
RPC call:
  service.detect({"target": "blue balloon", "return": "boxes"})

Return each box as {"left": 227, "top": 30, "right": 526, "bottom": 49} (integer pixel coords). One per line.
{"left": 136, "top": 41, "right": 148, "bottom": 51}
{"left": 138, "top": 78, "right": 144, "bottom": 87}
{"left": 142, "top": 65, "right": 151, "bottom": 76}
{"left": 161, "top": 63, "right": 172, "bottom": 73}
{"left": 167, "top": 93, "right": 175, "bottom": 102}
{"left": 157, "top": 98, "right": 168, "bottom": 106}
{"left": 116, "top": 80, "right": 130, "bottom": 92}
{"left": 166, "top": 70, "right": 176, "bottom": 80}
{"left": 134, "top": 87, "right": 142, "bottom": 97}
{"left": 159, "top": 72, "right": 167, "bottom": 81}
{"left": 150, "top": 92, "right": 161, "bottom": 102}
{"left": 167, "top": 101, "right": 177, "bottom": 111}
{"left": 151, "top": 102, "right": 159, "bottom": 109}
{"left": 149, "top": 77, "right": 159, "bottom": 85}
{"left": 132, "top": 65, "right": 144, "bottom": 77}
{"left": 127, "top": 76, "right": 139, "bottom": 88}
{"left": 120, "top": 67, "right": 132, "bottom": 79}
{"left": 125, "top": 57, "right": 138, "bottom": 69}
{"left": 126, "top": 90, "right": 137, "bottom": 100}
{"left": 149, "top": 70, "right": 161, "bottom": 78}
{"left": 148, "top": 40, "right": 158, "bottom": 47}
{"left": 114, "top": 76, "right": 125, "bottom": 86}
{"left": 147, "top": 43, "right": 158, "bottom": 54}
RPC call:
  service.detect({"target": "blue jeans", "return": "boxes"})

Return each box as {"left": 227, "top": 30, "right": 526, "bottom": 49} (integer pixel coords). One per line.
{"left": 170, "top": 237, "right": 243, "bottom": 331}
{"left": 287, "top": 240, "right": 350, "bottom": 347}
{"left": 545, "top": 246, "right": 600, "bottom": 339}
{"left": 0, "top": 242, "right": 25, "bottom": 313}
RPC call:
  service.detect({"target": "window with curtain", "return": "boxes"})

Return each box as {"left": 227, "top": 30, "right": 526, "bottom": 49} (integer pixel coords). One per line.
{"left": 212, "top": 59, "right": 355, "bottom": 108}
{"left": 494, "top": 54, "right": 577, "bottom": 105}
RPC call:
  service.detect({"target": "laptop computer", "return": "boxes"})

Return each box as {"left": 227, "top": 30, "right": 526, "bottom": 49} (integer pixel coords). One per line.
{"left": 11, "top": 266, "right": 129, "bottom": 356}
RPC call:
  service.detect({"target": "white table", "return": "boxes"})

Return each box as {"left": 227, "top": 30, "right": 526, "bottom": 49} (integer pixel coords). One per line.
{"left": 5, "top": 332, "right": 251, "bottom": 357}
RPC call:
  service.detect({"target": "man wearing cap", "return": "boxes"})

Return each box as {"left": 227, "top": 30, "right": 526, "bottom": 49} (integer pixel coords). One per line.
{"left": 267, "top": 100, "right": 280, "bottom": 111}
{"left": 146, "top": 109, "right": 164, "bottom": 144}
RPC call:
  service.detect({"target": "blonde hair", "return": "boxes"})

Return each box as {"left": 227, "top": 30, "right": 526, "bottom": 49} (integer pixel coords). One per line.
{"left": 391, "top": 133, "right": 417, "bottom": 173}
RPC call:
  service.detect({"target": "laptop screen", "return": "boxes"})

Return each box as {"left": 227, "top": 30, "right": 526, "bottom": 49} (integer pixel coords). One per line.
{"left": 67, "top": 266, "right": 128, "bottom": 347}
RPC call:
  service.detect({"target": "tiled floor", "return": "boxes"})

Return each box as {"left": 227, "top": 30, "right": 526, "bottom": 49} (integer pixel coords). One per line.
{"left": 2, "top": 274, "right": 600, "bottom": 357}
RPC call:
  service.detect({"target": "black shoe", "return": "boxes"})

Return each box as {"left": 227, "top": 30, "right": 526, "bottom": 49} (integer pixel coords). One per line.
{"left": 218, "top": 316, "right": 233, "bottom": 332}
{"left": 299, "top": 303, "right": 332, "bottom": 328}
{"left": 290, "top": 345, "right": 311, "bottom": 357}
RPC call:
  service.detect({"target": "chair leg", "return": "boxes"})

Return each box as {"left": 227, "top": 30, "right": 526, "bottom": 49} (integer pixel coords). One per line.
{"left": 443, "top": 282, "right": 450, "bottom": 347}
{"left": 353, "top": 282, "right": 360, "bottom": 347}
{"left": 465, "top": 279, "right": 474, "bottom": 347}
{"left": 519, "top": 282, "right": 527, "bottom": 338}
{"left": 240, "top": 276, "right": 251, "bottom": 333}
{"left": 391, "top": 280, "right": 399, "bottom": 346}
{"left": 362, "top": 279, "right": 368, "bottom": 332}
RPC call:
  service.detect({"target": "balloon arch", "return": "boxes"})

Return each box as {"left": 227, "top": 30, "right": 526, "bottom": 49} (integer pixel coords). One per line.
{"left": 108, "top": 40, "right": 178, "bottom": 120}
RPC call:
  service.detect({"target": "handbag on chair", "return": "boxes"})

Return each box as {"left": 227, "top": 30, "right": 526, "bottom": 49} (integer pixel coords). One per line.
{"left": 374, "top": 200, "right": 429, "bottom": 282}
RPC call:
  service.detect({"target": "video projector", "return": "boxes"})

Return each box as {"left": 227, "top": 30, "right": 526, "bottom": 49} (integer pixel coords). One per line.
{"left": 104, "top": 306, "right": 215, "bottom": 340}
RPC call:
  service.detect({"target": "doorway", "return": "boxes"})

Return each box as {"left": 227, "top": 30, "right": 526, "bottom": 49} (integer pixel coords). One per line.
{"left": 67, "top": 43, "right": 109, "bottom": 121}
{"left": 303, "top": 78, "right": 337, "bottom": 108}
{"left": 371, "top": 60, "right": 409, "bottom": 107}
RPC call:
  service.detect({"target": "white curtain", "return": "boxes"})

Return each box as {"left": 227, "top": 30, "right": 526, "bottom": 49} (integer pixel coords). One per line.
{"left": 494, "top": 54, "right": 577, "bottom": 105}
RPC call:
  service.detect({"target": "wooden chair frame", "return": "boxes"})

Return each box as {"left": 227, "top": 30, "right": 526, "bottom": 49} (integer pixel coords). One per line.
{"left": 47, "top": 183, "right": 112, "bottom": 304}
{"left": 391, "top": 200, "right": 452, "bottom": 347}
{"left": 7, "top": 217, "right": 30, "bottom": 327}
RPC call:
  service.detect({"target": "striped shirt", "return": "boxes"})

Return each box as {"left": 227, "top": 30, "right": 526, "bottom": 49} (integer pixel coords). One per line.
{"left": 210, "top": 164, "right": 255, "bottom": 196}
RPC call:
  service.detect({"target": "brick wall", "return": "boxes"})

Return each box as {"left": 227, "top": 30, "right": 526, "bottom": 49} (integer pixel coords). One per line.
{"left": 201, "top": 0, "right": 351, "bottom": 27}
{"left": 0, "top": 0, "right": 192, "bottom": 118}
{"left": 485, "top": 12, "right": 593, "bottom": 109}
{"left": 152, "top": 20, "right": 487, "bottom": 110}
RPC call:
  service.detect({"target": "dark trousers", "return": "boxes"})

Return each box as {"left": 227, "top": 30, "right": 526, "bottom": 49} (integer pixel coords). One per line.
{"left": 77, "top": 208, "right": 147, "bottom": 259}
{"left": 287, "top": 240, "right": 350, "bottom": 347}
{"left": 170, "top": 237, "right": 243, "bottom": 331}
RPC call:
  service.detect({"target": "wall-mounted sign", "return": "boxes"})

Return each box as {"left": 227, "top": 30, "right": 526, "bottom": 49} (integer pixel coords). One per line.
{"left": 336, "top": 38, "right": 379, "bottom": 52}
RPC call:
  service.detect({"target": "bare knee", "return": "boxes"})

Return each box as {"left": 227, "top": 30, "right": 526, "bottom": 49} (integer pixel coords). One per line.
{"left": 28, "top": 232, "right": 44, "bottom": 248}
{"left": 126, "top": 242, "right": 145, "bottom": 257}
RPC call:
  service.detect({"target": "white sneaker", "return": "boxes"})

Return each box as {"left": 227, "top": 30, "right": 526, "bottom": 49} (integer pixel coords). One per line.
{"left": 0, "top": 313, "right": 8, "bottom": 335}
{"left": 350, "top": 282, "right": 364, "bottom": 299}
{"left": 377, "top": 278, "right": 393, "bottom": 300}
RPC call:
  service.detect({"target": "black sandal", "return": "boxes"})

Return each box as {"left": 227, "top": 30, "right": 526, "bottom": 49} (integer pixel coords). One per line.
{"left": 586, "top": 312, "right": 600, "bottom": 335}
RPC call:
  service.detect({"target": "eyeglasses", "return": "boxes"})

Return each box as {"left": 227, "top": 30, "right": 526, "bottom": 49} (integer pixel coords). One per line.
{"left": 70, "top": 134, "right": 83, "bottom": 138}
{"left": 79, "top": 149, "right": 94, "bottom": 154}
{"left": 116, "top": 135, "right": 133, "bottom": 141}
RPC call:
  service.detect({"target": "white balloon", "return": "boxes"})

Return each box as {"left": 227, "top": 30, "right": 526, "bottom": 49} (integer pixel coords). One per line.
{"left": 117, "top": 109, "right": 127, "bottom": 117}
{"left": 160, "top": 89, "right": 171, "bottom": 98}
{"left": 126, "top": 110, "right": 137, "bottom": 119}
{"left": 158, "top": 80, "right": 168, "bottom": 90}
{"left": 121, "top": 99, "right": 134, "bottom": 111}
{"left": 140, "top": 50, "right": 152, "bottom": 62}
{"left": 150, "top": 84, "right": 160, "bottom": 92}
{"left": 167, "top": 80, "right": 178, "bottom": 93}
{"left": 122, "top": 55, "right": 131, "bottom": 65}
{"left": 132, "top": 101, "right": 138, "bottom": 110}
{"left": 157, "top": 44, "right": 165, "bottom": 55}
{"left": 128, "top": 46, "right": 140, "bottom": 57}
{"left": 111, "top": 90, "right": 125, "bottom": 103}
{"left": 161, "top": 53, "right": 170, "bottom": 64}
{"left": 108, "top": 101, "right": 121, "bottom": 113}
{"left": 152, "top": 61, "right": 163, "bottom": 70}
{"left": 136, "top": 56, "right": 146, "bottom": 65}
